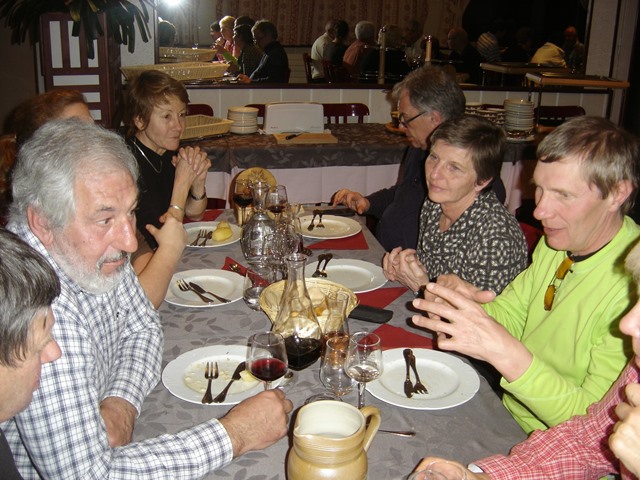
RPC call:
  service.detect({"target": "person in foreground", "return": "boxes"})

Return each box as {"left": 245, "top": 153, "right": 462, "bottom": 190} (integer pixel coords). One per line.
{"left": 0, "top": 229, "right": 61, "bottom": 480}
{"left": 412, "top": 116, "right": 640, "bottom": 434}
{"left": 383, "top": 115, "right": 527, "bottom": 295}
{"left": 411, "top": 238, "right": 640, "bottom": 479}
{"left": 332, "top": 66, "right": 465, "bottom": 251}
{"left": 125, "top": 70, "right": 210, "bottom": 307}
{"left": 4, "top": 119, "right": 293, "bottom": 479}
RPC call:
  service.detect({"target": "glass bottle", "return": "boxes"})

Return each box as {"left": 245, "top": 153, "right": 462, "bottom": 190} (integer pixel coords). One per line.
{"left": 240, "top": 181, "right": 276, "bottom": 266}
{"left": 273, "top": 253, "right": 323, "bottom": 371}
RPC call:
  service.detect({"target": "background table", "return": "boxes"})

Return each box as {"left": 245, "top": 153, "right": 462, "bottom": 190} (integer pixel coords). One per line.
{"left": 133, "top": 211, "right": 527, "bottom": 479}
{"left": 186, "top": 124, "right": 409, "bottom": 205}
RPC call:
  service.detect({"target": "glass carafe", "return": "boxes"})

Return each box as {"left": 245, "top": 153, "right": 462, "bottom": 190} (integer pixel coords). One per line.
{"left": 240, "top": 181, "right": 276, "bottom": 266}
{"left": 273, "top": 253, "right": 323, "bottom": 371}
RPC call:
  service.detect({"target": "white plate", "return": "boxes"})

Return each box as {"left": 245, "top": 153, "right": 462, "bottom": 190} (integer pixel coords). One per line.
{"left": 305, "top": 259, "right": 386, "bottom": 293}
{"left": 162, "top": 345, "right": 282, "bottom": 405}
{"left": 368, "top": 348, "right": 480, "bottom": 410}
{"left": 165, "top": 269, "right": 243, "bottom": 307}
{"left": 185, "top": 221, "right": 242, "bottom": 248}
{"left": 299, "top": 215, "right": 362, "bottom": 239}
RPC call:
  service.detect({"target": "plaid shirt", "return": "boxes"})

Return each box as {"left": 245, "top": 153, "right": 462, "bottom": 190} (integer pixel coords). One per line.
{"left": 477, "top": 361, "right": 640, "bottom": 479}
{"left": 2, "top": 223, "right": 233, "bottom": 479}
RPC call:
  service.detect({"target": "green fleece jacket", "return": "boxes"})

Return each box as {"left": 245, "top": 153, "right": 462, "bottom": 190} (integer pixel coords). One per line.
{"left": 484, "top": 216, "right": 640, "bottom": 433}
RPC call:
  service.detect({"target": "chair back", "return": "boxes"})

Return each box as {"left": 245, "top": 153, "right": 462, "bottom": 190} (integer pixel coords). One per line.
{"left": 245, "top": 104, "right": 265, "bottom": 123}
{"left": 284, "top": 68, "right": 291, "bottom": 83}
{"left": 187, "top": 103, "right": 214, "bottom": 116}
{"left": 323, "top": 103, "right": 370, "bottom": 124}
{"left": 302, "top": 53, "right": 313, "bottom": 83}
{"left": 534, "top": 105, "right": 586, "bottom": 127}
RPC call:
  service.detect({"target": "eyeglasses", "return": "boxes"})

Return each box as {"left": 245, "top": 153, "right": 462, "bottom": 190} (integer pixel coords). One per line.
{"left": 398, "top": 111, "right": 426, "bottom": 128}
{"left": 543, "top": 255, "right": 574, "bottom": 311}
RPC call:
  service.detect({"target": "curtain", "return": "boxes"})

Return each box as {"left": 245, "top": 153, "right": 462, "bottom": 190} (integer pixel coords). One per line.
{"left": 216, "top": 0, "right": 467, "bottom": 46}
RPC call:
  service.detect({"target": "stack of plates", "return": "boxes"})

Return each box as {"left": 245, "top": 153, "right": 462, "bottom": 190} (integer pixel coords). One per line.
{"left": 476, "top": 108, "right": 506, "bottom": 127}
{"left": 464, "top": 102, "right": 482, "bottom": 115}
{"left": 503, "top": 99, "right": 534, "bottom": 138}
{"left": 227, "top": 106, "right": 258, "bottom": 135}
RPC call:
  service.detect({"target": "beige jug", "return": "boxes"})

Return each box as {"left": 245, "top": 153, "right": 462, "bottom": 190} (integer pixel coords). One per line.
{"left": 287, "top": 400, "right": 381, "bottom": 480}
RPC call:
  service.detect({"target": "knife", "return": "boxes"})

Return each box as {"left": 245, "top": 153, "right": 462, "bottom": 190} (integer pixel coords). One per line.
{"left": 285, "top": 131, "right": 306, "bottom": 140}
{"left": 212, "top": 361, "right": 246, "bottom": 403}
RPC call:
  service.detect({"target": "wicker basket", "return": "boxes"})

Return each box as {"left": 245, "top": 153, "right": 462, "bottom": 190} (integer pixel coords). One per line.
{"left": 159, "top": 47, "right": 217, "bottom": 63}
{"left": 259, "top": 278, "right": 359, "bottom": 331}
{"left": 121, "top": 62, "right": 229, "bottom": 81}
{"left": 181, "top": 115, "right": 234, "bottom": 140}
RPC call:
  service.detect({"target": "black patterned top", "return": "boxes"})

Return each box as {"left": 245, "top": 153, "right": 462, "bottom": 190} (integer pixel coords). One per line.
{"left": 417, "top": 190, "right": 528, "bottom": 293}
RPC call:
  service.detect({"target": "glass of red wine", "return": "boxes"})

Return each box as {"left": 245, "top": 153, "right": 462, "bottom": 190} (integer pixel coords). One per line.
{"left": 233, "top": 179, "right": 253, "bottom": 225}
{"left": 266, "top": 185, "right": 288, "bottom": 221}
{"left": 247, "top": 332, "right": 289, "bottom": 390}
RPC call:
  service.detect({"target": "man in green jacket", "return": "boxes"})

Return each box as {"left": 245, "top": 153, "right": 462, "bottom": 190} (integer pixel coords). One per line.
{"left": 411, "top": 116, "right": 640, "bottom": 433}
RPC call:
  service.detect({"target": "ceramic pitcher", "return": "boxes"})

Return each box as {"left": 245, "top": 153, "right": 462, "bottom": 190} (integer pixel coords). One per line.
{"left": 287, "top": 400, "right": 381, "bottom": 480}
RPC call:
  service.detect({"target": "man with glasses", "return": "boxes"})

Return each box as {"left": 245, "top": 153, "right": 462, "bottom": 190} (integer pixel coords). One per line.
{"left": 411, "top": 116, "right": 640, "bottom": 434}
{"left": 332, "top": 67, "right": 466, "bottom": 250}
{"left": 238, "top": 20, "right": 289, "bottom": 83}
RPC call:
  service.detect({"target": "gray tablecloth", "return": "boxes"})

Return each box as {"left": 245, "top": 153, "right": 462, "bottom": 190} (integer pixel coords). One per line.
{"left": 133, "top": 211, "right": 527, "bottom": 479}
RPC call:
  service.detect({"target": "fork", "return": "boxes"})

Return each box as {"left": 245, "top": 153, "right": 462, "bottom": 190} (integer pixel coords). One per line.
{"left": 408, "top": 350, "right": 428, "bottom": 394}
{"left": 190, "top": 229, "right": 206, "bottom": 246}
{"left": 312, "top": 254, "right": 327, "bottom": 277}
{"left": 199, "top": 230, "right": 213, "bottom": 247}
{"left": 201, "top": 361, "right": 219, "bottom": 404}
{"left": 316, "top": 210, "right": 325, "bottom": 229}
{"left": 403, "top": 349, "right": 414, "bottom": 398}
{"left": 176, "top": 279, "right": 215, "bottom": 304}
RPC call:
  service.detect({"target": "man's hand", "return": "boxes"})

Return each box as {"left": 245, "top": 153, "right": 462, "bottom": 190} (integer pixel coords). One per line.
{"left": 219, "top": 389, "right": 293, "bottom": 458}
{"left": 420, "top": 274, "right": 496, "bottom": 321}
{"left": 382, "top": 247, "right": 428, "bottom": 292}
{"left": 610, "top": 383, "right": 640, "bottom": 476}
{"left": 100, "top": 397, "right": 137, "bottom": 447}
{"left": 412, "top": 282, "right": 532, "bottom": 382}
{"left": 146, "top": 215, "right": 187, "bottom": 257}
{"left": 332, "top": 189, "right": 370, "bottom": 214}
{"left": 413, "top": 457, "right": 489, "bottom": 479}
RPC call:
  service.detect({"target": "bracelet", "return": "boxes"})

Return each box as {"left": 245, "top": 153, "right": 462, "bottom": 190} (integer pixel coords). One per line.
{"left": 189, "top": 188, "right": 206, "bottom": 201}
{"left": 169, "top": 204, "right": 185, "bottom": 213}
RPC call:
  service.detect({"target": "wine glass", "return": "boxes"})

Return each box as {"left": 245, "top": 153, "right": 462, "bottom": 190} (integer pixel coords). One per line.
{"left": 243, "top": 265, "right": 274, "bottom": 311}
{"left": 344, "top": 332, "right": 383, "bottom": 408}
{"left": 266, "top": 185, "right": 288, "bottom": 221}
{"left": 320, "top": 335, "right": 355, "bottom": 396}
{"left": 233, "top": 179, "right": 253, "bottom": 225}
{"left": 247, "top": 332, "right": 288, "bottom": 390}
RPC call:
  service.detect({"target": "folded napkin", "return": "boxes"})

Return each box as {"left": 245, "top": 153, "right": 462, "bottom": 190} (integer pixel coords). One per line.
{"left": 356, "top": 286, "right": 408, "bottom": 308}
{"left": 222, "top": 256, "right": 248, "bottom": 276}
{"left": 372, "top": 324, "right": 433, "bottom": 350}
{"left": 307, "top": 231, "right": 368, "bottom": 250}
{"left": 183, "top": 209, "right": 224, "bottom": 224}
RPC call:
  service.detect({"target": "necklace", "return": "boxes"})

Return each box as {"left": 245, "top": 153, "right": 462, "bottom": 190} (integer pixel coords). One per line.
{"left": 133, "top": 139, "right": 163, "bottom": 174}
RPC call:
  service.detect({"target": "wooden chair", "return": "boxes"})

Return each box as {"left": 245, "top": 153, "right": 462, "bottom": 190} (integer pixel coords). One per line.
{"left": 302, "top": 53, "right": 313, "bottom": 83}
{"left": 187, "top": 103, "right": 214, "bottom": 116}
{"left": 534, "top": 105, "right": 586, "bottom": 127}
{"left": 323, "top": 103, "right": 370, "bottom": 124}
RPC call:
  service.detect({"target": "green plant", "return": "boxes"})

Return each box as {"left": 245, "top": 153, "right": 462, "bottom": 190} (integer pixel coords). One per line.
{"left": 0, "top": 0, "right": 154, "bottom": 58}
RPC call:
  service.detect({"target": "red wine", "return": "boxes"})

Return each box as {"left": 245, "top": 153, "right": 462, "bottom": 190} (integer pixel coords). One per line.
{"left": 233, "top": 194, "right": 253, "bottom": 208}
{"left": 284, "top": 336, "right": 322, "bottom": 370}
{"left": 268, "top": 204, "right": 285, "bottom": 214}
{"left": 250, "top": 357, "right": 288, "bottom": 382}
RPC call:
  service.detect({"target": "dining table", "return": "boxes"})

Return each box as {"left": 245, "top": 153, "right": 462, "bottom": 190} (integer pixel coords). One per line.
{"left": 132, "top": 209, "right": 528, "bottom": 479}
{"left": 184, "top": 123, "right": 410, "bottom": 206}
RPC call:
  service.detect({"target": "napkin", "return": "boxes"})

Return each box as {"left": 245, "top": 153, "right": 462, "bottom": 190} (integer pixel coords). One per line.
{"left": 372, "top": 324, "right": 433, "bottom": 350}
{"left": 222, "top": 256, "right": 248, "bottom": 276}
{"left": 356, "top": 286, "right": 408, "bottom": 308}
{"left": 183, "top": 209, "right": 224, "bottom": 224}
{"left": 307, "top": 231, "right": 369, "bottom": 250}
